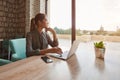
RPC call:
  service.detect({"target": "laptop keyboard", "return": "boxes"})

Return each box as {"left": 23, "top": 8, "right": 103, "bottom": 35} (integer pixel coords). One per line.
{"left": 48, "top": 51, "right": 69, "bottom": 58}
{"left": 61, "top": 51, "right": 69, "bottom": 57}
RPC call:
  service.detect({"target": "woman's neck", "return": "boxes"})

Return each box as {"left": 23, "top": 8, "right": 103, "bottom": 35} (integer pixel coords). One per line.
{"left": 37, "top": 26, "right": 43, "bottom": 33}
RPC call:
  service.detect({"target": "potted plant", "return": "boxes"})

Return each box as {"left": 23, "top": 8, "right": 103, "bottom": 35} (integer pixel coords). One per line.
{"left": 94, "top": 41, "right": 105, "bottom": 59}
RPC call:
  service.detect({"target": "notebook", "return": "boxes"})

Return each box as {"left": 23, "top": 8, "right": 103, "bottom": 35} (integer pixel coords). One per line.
{"left": 48, "top": 40, "right": 79, "bottom": 60}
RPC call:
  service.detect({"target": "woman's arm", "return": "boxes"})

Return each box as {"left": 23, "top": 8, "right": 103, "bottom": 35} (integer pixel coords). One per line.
{"left": 40, "top": 47, "right": 62, "bottom": 55}
{"left": 26, "top": 33, "right": 40, "bottom": 57}
{"left": 46, "top": 28, "right": 59, "bottom": 47}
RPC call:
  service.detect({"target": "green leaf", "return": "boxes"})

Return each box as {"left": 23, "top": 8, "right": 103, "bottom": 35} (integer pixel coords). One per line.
{"left": 94, "top": 41, "right": 105, "bottom": 48}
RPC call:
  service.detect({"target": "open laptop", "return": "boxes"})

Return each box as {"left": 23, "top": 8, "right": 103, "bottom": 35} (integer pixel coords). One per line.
{"left": 48, "top": 40, "right": 80, "bottom": 60}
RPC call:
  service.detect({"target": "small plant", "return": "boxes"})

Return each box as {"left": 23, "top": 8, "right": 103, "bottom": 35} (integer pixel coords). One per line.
{"left": 94, "top": 41, "right": 105, "bottom": 48}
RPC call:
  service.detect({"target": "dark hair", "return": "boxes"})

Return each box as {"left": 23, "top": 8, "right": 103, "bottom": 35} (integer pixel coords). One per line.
{"left": 30, "top": 18, "right": 36, "bottom": 31}
{"left": 35, "top": 13, "right": 46, "bottom": 25}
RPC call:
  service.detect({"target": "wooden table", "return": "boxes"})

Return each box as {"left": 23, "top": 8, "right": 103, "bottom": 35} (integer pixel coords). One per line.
{"left": 0, "top": 42, "right": 120, "bottom": 80}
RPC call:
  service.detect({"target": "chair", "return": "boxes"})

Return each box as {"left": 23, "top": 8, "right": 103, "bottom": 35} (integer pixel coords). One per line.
{"left": 2, "top": 40, "right": 9, "bottom": 59}
{"left": 0, "top": 59, "right": 12, "bottom": 66}
{"left": 9, "top": 38, "right": 26, "bottom": 61}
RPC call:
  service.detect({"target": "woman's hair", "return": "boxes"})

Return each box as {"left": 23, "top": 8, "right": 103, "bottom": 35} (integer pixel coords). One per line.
{"left": 34, "top": 13, "right": 46, "bottom": 25}
{"left": 30, "top": 18, "right": 36, "bottom": 31}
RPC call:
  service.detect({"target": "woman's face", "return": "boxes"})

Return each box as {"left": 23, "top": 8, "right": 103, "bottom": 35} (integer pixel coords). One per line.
{"left": 38, "top": 17, "right": 48, "bottom": 29}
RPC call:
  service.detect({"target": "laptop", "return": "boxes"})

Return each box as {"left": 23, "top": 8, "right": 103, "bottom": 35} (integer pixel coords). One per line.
{"left": 48, "top": 40, "right": 80, "bottom": 60}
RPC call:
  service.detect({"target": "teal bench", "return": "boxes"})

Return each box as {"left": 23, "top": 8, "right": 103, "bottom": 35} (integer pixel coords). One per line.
{"left": 0, "top": 59, "right": 12, "bottom": 66}
{"left": 9, "top": 38, "right": 26, "bottom": 61}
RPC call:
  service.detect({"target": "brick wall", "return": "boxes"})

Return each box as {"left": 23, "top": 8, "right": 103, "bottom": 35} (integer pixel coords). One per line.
{"left": 25, "top": 0, "right": 30, "bottom": 34}
{"left": 40, "top": 0, "right": 45, "bottom": 13}
{"left": 30, "top": 0, "right": 45, "bottom": 18}
{"left": 17, "top": 0, "right": 26, "bottom": 37}
{"left": 30, "top": 0, "right": 40, "bottom": 18}
{"left": 0, "top": 0, "right": 26, "bottom": 39}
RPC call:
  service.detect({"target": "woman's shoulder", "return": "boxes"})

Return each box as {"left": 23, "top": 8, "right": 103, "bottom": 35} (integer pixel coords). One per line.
{"left": 27, "top": 29, "right": 38, "bottom": 35}
{"left": 27, "top": 31, "right": 32, "bottom": 36}
{"left": 26, "top": 31, "right": 35, "bottom": 38}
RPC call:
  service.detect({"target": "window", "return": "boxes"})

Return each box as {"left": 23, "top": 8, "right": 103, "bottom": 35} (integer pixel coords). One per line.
{"left": 49, "top": 0, "right": 71, "bottom": 48}
{"left": 76, "top": 0, "right": 120, "bottom": 42}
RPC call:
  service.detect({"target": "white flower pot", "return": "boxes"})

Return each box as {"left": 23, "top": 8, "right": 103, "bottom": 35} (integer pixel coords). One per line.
{"left": 94, "top": 47, "right": 105, "bottom": 59}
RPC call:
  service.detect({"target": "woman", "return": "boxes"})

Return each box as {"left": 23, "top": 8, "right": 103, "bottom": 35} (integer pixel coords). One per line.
{"left": 26, "top": 13, "right": 62, "bottom": 57}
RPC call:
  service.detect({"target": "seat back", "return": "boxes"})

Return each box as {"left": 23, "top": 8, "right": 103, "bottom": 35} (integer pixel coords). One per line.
{"left": 0, "top": 59, "right": 12, "bottom": 66}
{"left": 9, "top": 38, "right": 26, "bottom": 60}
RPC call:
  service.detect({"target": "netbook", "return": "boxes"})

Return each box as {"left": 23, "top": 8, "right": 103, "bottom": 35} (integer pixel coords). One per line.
{"left": 48, "top": 40, "right": 80, "bottom": 60}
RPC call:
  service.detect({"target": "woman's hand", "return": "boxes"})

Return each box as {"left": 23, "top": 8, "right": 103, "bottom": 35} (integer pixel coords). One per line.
{"left": 51, "top": 47, "right": 62, "bottom": 54}
{"left": 40, "top": 47, "right": 62, "bottom": 55}
{"left": 46, "top": 27, "right": 58, "bottom": 42}
{"left": 46, "top": 27, "right": 56, "bottom": 34}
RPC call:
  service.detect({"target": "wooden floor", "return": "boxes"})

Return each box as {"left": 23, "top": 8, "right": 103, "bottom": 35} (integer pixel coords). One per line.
{"left": 0, "top": 42, "right": 120, "bottom": 80}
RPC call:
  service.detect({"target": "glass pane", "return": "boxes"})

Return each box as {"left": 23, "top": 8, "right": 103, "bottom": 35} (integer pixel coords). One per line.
{"left": 76, "top": 0, "right": 120, "bottom": 42}
{"left": 49, "top": 0, "right": 71, "bottom": 49}
{"left": 76, "top": 0, "right": 120, "bottom": 57}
